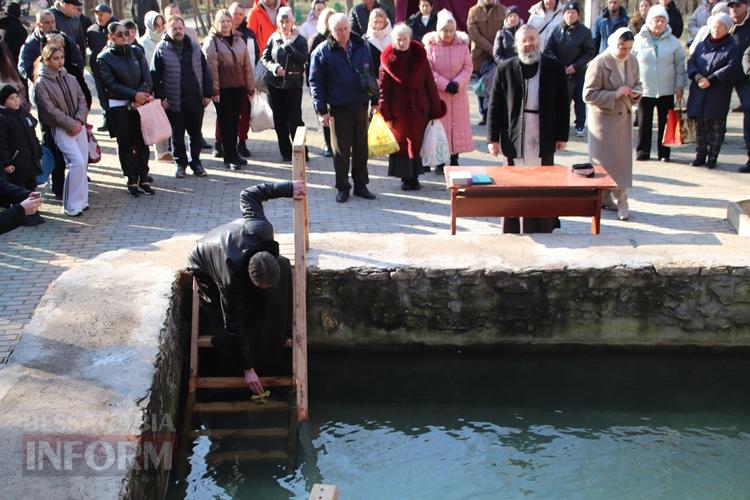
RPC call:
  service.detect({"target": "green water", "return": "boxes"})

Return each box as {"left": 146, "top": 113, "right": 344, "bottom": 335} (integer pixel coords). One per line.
{"left": 168, "top": 351, "right": 750, "bottom": 499}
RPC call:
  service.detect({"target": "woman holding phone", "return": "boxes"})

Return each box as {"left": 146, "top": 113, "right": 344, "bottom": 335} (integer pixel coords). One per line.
{"left": 584, "top": 27, "right": 642, "bottom": 221}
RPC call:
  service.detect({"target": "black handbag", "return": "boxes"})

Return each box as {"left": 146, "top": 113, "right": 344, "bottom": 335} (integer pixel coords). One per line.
{"left": 345, "top": 51, "right": 378, "bottom": 97}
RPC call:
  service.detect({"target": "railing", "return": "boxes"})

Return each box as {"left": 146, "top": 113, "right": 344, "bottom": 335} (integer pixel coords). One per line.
{"left": 291, "top": 125, "right": 309, "bottom": 421}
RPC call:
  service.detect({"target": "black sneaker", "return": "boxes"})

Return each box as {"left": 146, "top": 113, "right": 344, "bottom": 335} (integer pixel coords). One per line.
{"left": 411, "top": 178, "right": 421, "bottom": 191}
{"left": 191, "top": 163, "right": 208, "bottom": 177}
{"left": 353, "top": 185, "right": 376, "bottom": 200}
{"left": 691, "top": 155, "right": 707, "bottom": 167}
{"left": 635, "top": 153, "right": 650, "bottom": 161}
{"left": 96, "top": 123, "right": 108, "bottom": 132}
{"left": 323, "top": 146, "right": 333, "bottom": 157}
{"left": 213, "top": 143, "right": 223, "bottom": 158}
{"left": 138, "top": 179, "right": 156, "bottom": 195}
{"left": 336, "top": 190, "right": 349, "bottom": 203}
{"left": 706, "top": 157, "right": 718, "bottom": 169}
{"left": 175, "top": 166, "right": 186, "bottom": 178}
{"left": 435, "top": 164, "right": 445, "bottom": 175}
{"left": 227, "top": 163, "right": 242, "bottom": 171}
{"left": 739, "top": 164, "right": 750, "bottom": 173}
{"left": 127, "top": 184, "right": 140, "bottom": 197}
{"left": 401, "top": 180, "right": 412, "bottom": 191}
{"left": 237, "top": 141, "right": 251, "bottom": 157}
{"left": 235, "top": 156, "right": 248, "bottom": 166}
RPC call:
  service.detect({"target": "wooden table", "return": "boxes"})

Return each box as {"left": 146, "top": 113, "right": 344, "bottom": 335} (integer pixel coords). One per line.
{"left": 444, "top": 165, "right": 618, "bottom": 235}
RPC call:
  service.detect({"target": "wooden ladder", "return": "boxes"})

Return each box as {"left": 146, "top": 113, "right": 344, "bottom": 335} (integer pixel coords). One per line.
{"left": 179, "top": 127, "right": 310, "bottom": 470}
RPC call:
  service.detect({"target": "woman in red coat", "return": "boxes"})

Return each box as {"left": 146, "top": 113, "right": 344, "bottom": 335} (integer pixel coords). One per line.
{"left": 379, "top": 23, "right": 446, "bottom": 191}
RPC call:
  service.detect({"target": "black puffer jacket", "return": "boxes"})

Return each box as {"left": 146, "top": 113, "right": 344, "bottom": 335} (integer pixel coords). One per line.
{"left": 0, "top": 176, "right": 30, "bottom": 235}
{"left": 543, "top": 21, "right": 595, "bottom": 72}
{"left": 187, "top": 182, "right": 293, "bottom": 357}
{"left": 96, "top": 42, "right": 152, "bottom": 101}
{"left": 86, "top": 17, "right": 118, "bottom": 71}
{"left": 349, "top": 1, "right": 395, "bottom": 36}
{"left": 262, "top": 30, "right": 308, "bottom": 89}
{"left": 493, "top": 24, "right": 519, "bottom": 64}
{"left": 0, "top": 108, "right": 42, "bottom": 187}
{"left": 407, "top": 11, "right": 438, "bottom": 43}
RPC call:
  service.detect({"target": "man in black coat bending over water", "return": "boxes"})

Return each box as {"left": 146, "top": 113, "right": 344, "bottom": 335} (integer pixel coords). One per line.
{"left": 187, "top": 181, "right": 306, "bottom": 394}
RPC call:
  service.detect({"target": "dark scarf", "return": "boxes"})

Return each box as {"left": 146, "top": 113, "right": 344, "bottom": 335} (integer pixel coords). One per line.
{"left": 708, "top": 33, "right": 730, "bottom": 44}
{"left": 520, "top": 60, "right": 539, "bottom": 79}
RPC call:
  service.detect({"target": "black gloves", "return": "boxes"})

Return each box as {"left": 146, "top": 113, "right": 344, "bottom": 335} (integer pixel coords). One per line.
{"left": 446, "top": 81, "right": 459, "bottom": 94}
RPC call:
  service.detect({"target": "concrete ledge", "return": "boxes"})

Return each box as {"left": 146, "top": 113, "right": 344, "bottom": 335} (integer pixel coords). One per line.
{"left": 1, "top": 231, "right": 749, "bottom": 498}
{"left": 304, "top": 233, "right": 750, "bottom": 348}
{"left": 728, "top": 200, "right": 750, "bottom": 236}
{"left": 0, "top": 237, "right": 195, "bottom": 500}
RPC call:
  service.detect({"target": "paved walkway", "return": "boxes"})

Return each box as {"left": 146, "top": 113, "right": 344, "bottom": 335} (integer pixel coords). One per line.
{"left": 1, "top": 89, "right": 749, "bottom": 363}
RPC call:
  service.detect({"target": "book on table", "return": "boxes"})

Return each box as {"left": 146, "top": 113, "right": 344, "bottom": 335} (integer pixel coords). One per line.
{"left": 471, "top": 174, "right": 493, "bottom": 185}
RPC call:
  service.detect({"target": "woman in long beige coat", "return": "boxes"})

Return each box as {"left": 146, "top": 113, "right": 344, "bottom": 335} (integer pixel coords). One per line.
{"left": 584, "top": 27, "right": 642, "bottom": 221}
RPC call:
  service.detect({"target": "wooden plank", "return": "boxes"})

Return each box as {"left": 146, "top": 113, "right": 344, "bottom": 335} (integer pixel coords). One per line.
{"left": 292, "top": 126, "right": 310, "bottom": 250}
{"left": 292, "top": 125, "right": 309, "bottom": 422}
{"left": 194, "top": 400, "right": 290, "bottom": 413}
{"left": 189, "top": 278, "right": 200, "bottom": 393}
{"left": 205, "top": 450, "right": 288, "bottom": 464}
{"left": 189, "top": 427, "right": 288, "bottom": 439}
{"left": 196, "top": 376, "right": 294, "bottom": 389}
{"left": 309, "top": 484, "right": 339, "bottom": 500}
{"left": 198, "top": 336, "right": 292, "bottom": 349}
{"left": 452, "top": 196, "right": 598, "bottom": 218}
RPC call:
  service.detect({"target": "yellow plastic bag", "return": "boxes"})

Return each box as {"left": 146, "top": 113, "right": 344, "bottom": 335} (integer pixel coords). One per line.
{"left": 367, "top": 112, "right": 399, "bottom": 158}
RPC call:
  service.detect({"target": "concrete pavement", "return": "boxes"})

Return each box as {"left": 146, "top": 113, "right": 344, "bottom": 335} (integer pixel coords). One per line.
{"left": 1, "top": 90, "right": 749, "bottom": 363}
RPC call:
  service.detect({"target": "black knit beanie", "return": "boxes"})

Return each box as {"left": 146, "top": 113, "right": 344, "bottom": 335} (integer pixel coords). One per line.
{"left": 0, "top": 84, "right": 18, "bottom": 106}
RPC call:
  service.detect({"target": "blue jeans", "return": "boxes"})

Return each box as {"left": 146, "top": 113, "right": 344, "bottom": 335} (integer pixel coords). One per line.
{"left": 568, "top": 72, "right": 586, "bottom": 129}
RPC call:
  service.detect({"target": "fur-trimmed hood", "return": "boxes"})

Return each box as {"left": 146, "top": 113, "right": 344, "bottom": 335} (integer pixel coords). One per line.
{"left": 422, "top": 30, "right": 470, "bottom": 47}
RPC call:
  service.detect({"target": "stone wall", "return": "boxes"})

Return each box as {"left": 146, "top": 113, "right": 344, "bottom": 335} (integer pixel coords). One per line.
{"left": 121, "top": 272, "right": 190, "bottom": 500}
{"left": 308, "top": 265, "right": 750, "bottom": 347}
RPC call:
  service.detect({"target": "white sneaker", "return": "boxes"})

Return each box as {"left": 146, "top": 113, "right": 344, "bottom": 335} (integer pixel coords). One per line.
{"left": 616, "top": 192, "right": 629, "bottom": 221}
{"left": 575, "top": 127, "right": 586, "bottom": 137}
{"left": 602, "top": 190, "right": 618, "bottom": 211}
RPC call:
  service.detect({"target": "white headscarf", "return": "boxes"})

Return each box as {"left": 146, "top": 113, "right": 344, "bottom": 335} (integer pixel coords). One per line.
{"left": 607, "top": 27, "right": 632, "bottom": 59}
{"left": 365, "top": 18, "right": 392, "bottom": 52}
{"left": 436, "top": 9, "right": 456, "bottom": 31}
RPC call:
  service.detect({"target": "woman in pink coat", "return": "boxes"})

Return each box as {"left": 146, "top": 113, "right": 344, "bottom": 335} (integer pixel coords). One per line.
{"left": 423, "top": 9, "right": 474, "bottom": 174}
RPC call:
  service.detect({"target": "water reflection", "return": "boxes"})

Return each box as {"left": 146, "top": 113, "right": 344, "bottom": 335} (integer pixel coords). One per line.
{"left": 168, "top": 352, "right": 750, "bottom": 499}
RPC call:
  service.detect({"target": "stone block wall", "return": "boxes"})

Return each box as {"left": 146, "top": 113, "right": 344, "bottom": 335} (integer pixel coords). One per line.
{"left": 308, "top": 266, "right": 750, "bottom": 347}
{"left": 121, "top": 272, "right": 190, "bottom": 499}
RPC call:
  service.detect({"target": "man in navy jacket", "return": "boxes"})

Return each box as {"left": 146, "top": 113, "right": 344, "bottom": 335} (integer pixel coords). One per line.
{"left": 309, "top": 13, "right": 377, "bottom": 203}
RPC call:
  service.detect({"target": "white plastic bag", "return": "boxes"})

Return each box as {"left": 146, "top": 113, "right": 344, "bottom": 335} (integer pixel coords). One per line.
{"left": 249, "top": 91, "right": 274, "bottom": 132}
{"left": 136, "top": 99, "right": 172, "bottom": 145}
{"left": 420, "top": 119, "right": 449, "bottom": 167}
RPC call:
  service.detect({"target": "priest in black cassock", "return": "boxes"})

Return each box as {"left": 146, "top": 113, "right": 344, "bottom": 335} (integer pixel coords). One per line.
{"left": 486, "top": 25, "right": 570, "bottom": 234}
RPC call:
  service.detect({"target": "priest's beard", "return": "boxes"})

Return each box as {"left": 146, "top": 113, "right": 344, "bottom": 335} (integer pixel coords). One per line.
{"left": 518, "top": 49, "right": 541, "bottom": 65}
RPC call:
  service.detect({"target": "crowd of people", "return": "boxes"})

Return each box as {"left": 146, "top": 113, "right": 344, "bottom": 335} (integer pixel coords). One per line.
{"left": 1, "top": 0, "right": 750, "bottom": 235}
